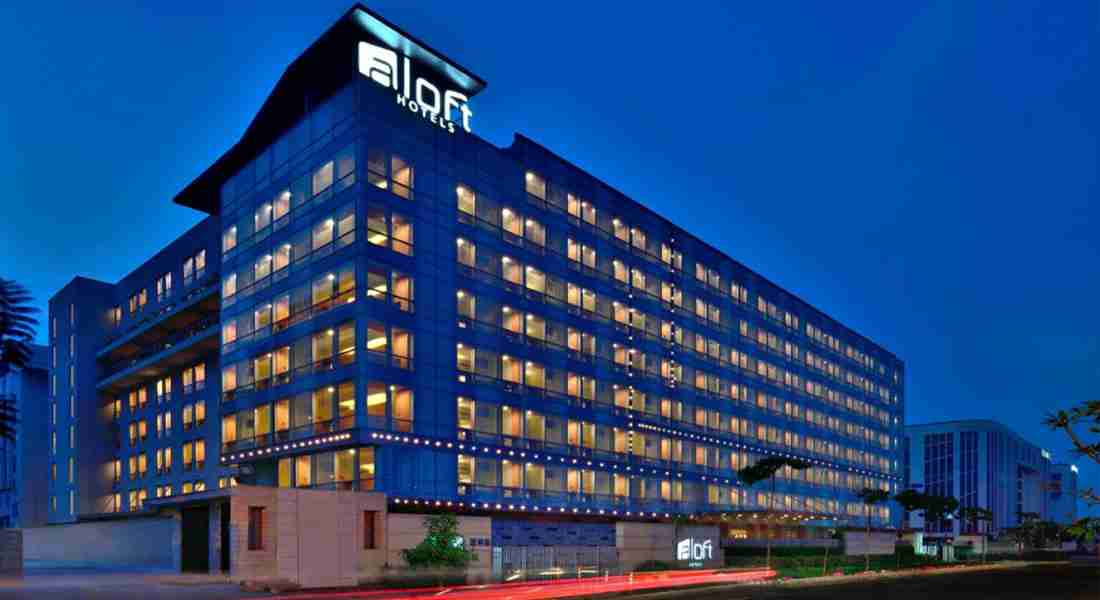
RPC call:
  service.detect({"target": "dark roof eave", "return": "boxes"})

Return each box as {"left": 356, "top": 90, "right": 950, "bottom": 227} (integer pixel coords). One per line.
{"left": 172, "top": 3, "right": 487, "bottom": 215}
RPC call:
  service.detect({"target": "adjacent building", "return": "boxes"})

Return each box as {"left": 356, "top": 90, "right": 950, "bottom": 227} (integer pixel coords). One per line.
{"left": 1048, "top": 462, "right": 1079, "bottom": 525}
{"left": 45, "top": 3, "right": 904, "bottom": 578}
{"left": 904, "top": 420, "right": 1076, "bottom": 538}
{"left": 0, "top": 344, "right": 50, "bottom": 528}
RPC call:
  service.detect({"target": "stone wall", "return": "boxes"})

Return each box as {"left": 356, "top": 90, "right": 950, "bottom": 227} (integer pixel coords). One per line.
{"left": 23, "top": 516, "right": 178, "bottom": 569}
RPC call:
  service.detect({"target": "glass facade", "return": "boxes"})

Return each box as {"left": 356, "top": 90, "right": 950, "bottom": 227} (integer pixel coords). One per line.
{"left": 46, "top": 6, "right": 904, "bottom": 528}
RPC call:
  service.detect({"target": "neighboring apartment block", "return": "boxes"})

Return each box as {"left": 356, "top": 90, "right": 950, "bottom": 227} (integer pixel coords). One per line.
{"left": 904, "top": 420, "right": 1077, "bottom": 538}
{"left": 0, "top": 344, "right": 49, "bottom": 528}
{"left": 45, "top": 4, "right": 904, "bottom": 569}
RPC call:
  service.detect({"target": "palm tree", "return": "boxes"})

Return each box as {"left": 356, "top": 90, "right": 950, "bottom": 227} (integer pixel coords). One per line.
{"left": 856, "top": 488, "right": 890, "bottom": 572}
{"left": 738, "top": 456, "right": 811, "bottom": 569}
{"left": 0, "top": 278, "right": 38, "bottom": 440}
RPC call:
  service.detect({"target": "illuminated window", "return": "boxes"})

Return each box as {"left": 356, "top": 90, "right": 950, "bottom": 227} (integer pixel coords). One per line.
{"left": 525, "top": 171, "right": 546, "bottom": 200}
{"left": 456, "top": 238, "right": 476, "bottom": 267}
{"left": 456, "top": 185, "right": 476, "bottom": 215}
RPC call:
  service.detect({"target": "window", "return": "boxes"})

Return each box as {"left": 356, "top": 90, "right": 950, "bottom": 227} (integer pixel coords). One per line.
{"left": 181, "top": 438, "right": 199, "bottom": 471}
{"left": 223, "top": 226, "right": 238, "bottom": 254}
{"left": 456, "top": 290, "right": 475, "bottom": 320}
{"left": 109, "top": 306, "right": 122, "bottom": 328}
{"left": 360, "top": 447, "right": 375, "bottom": 490}
{"left": 568, "top": 239, "right": 596, "bottom": 268}
{"left": 567, "top": 193, "right": 596, "bottom": 224}
{"left": 156, "top": 272, "right": 172, "bottom": 301}
{"left": 391, "top": 156, "right": 413, "bottom": 199}
{"left": 365, "top": 321, "right": 412, "bottom": 369}
{"left": 456, "top": 238, "right": 475, "bottom": 267}
{"left": 273, "top": 190, "right": 291, "bottom": 224}
{"left": 363, "top": 511, "right": 377, "bottom": 549}
{"left": 128, "top": 289, "right": 147, "bottom": 315}
{"left": 222, "top": 273, "right": 237, "bottom": 298}
{"left": 456, "top": 185, "right": 476, "bottom": 215}
{"left": 456, "top": 344, "right": 475, "bottom": 372}
{"left": 313, "top": 162, "right": 334, "bottom": 196}
{"left": 248, "top": 507, "right": 265, "bottom": 550}
{"left": 367, "top": 207, "right": 413, "bottom": 255}
{"left": 525, "top": 171, "right": 546, "bottom": 200}
{"left": 156, "top": 377, "right": 171, "bottom": 403}
{"left": 367, "top": 150, "right": 414, "bottom": 200}
{"left": 183, "top": 250, "right": 207, "bottom": 286}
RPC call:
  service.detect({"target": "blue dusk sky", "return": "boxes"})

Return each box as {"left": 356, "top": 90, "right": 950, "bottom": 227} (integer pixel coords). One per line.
{"left": 0, "top": 2, "right": 1096, "bottom": 510}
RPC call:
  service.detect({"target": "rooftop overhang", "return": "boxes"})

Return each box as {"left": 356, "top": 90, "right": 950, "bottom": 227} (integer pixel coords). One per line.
{"left": 174, "top": 3, "right": 486, "bottom": 214}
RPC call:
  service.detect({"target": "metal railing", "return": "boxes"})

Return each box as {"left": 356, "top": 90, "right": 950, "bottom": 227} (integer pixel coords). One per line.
{"left": 100, "top": 317, "right": 219, "bottom": 378}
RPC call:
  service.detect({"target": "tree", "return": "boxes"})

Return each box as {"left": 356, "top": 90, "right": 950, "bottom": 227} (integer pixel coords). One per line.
{"left": 1005, "top": 512, "right": 1042, "bottom": 557}
{"left": 856, "top": 488, "right": 890, "bottom": 572}
{"left": 957, "top": 506, "right": 994, "bottom": 562}
{"left": 1046, "top": 402, "right": 1100, "bottom": 534}
{"left": 1064, "top": 516, "right": 1100, "bottom": 545}
{"left": 737, "top": 456, "right": 811, "bottom": 569}
{"left": 402, "top": 514, "right": 477, "bottom": 571}
{"left": 893, "top": 490, "right": 959, "bottom": 560}
{"left": 0, "top": 279, "right": 38, "bottom": 441}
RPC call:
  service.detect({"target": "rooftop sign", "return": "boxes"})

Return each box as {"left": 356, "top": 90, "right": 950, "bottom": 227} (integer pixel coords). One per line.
{"left": 359, "top": 41, "right": 472, "bottom": 134}
{"left": 351, "top": 6, "right": 483, "bottom": 135}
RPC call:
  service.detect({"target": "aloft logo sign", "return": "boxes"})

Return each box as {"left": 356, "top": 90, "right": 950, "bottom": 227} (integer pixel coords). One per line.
{"left": 358, "top": 41, "right": 473, "bottom": 134}
{"left": 676, "top": 537, "right": 713, "bottom": 562}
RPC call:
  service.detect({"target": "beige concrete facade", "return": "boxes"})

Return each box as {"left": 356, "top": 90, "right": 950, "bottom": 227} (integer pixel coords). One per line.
{"left": 616, "top": 522, "right": 722, "bottom": 570}
{"left": 225, "top": 485, "right": 387, "bottom": 587}
{"left": 385, "top": 513, "right": 492, "bottom": 582}
{"left": 223, "top": 485, "right": 494, "bottom": 588}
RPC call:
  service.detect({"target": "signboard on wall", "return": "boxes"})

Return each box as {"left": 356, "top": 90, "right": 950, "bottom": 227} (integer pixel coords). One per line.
{"left": 673, "top": 526, "right": 721, "bottom": 568}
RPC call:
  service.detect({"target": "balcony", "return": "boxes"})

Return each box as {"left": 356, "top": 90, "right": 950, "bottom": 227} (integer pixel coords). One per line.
{"left": 98, "top": 280, "right": 219, "bottom": 363}
{"left": 97, "top": 318, "right": 219, "bottom": 393}
{"left": 221, "top": 416, "right": 357, "bottom": 455}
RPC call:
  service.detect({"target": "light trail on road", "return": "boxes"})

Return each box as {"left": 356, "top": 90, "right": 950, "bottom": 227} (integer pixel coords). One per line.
{"left": 265, "top": 568, "right": 776, "bottom": 600}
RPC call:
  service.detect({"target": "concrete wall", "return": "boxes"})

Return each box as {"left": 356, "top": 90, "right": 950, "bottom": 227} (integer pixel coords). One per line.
{"left": 386, "top": 513, "right": 492, "bottom": 580}
{"left": 23, "top": 516, "right": 179, "bottom": 569}
{"left": 226, "top": 486, "right": 495, "bottom": 587}
{"left": 0, "top": 530, "right": 22, "bottom": 573}
{"left": 617, "top": 523, "right": 722, "bottom": 570}
{"left": 228, "top": 485, "right": 390, "bottom": 587}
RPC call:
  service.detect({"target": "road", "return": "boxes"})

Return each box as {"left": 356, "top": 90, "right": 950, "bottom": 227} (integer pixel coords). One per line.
{"left": 622, "top": 563, "right": 1099, "bottom": 600}
{"left": 0, "top": 564, "right": 1092, "bottom": 600}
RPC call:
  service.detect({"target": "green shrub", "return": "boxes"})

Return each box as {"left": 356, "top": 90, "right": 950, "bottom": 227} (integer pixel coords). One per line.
{"left": 634, "top": 560, "right": 674, "bottom": 572}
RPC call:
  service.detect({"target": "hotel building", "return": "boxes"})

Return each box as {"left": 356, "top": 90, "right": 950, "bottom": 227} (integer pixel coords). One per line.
{"left": 45, "top": 4, "right": 904, "bottom": 579}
